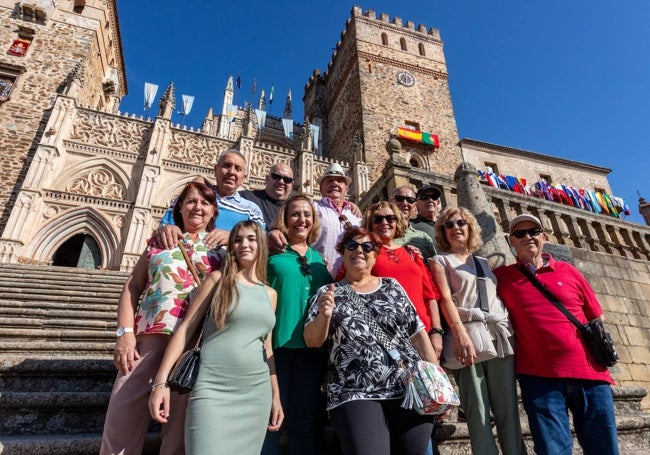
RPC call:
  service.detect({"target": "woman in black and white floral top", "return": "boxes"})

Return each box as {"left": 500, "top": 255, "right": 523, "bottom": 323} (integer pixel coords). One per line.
{"left": 304, "top": 227, "right": 437, "bottom": 455}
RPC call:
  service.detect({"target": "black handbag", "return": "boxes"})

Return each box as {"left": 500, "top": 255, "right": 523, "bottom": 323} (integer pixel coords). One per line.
{"left": 167, "top": 329, "right": 204, "bottom": 394}
{"left": 517, "top": 264, "right": 618, "bottom": 367}
{"left": 167, "top": 240, "right": 206, "bottom": 394}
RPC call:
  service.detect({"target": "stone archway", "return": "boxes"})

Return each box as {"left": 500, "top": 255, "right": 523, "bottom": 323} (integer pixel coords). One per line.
{"left": 51, "top": 233, "right": 102, "bottom": 269}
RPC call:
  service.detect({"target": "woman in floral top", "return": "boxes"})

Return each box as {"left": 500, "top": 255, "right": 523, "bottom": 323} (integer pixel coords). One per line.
{"left": 304, "top": 227, "right": 437, "bottom": 455}
{"left": 101, "top": 181, "right": 222, "bottom": 455}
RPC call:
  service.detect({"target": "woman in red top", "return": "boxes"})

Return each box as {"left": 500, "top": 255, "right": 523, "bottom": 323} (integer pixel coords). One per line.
{"left": 362, "top": 201, "right": 443, "bottom": 358}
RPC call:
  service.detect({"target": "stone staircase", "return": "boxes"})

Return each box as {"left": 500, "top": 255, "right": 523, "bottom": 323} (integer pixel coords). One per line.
{"left": 0, "top": 264, "right": 649, "bottom": 454}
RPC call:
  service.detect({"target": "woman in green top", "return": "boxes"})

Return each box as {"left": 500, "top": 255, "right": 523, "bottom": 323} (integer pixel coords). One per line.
{"left": 261, "top": 194, "right": 332, "bottom": 455}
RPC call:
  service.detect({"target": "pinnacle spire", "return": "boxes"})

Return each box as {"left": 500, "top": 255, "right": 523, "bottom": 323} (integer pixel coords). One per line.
{"left": 158, "top": 82, "right": 176, "bottom": 119}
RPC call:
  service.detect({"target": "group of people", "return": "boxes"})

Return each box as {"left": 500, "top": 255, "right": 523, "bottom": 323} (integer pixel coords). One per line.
{"left": 100, "top": 149, "right": 619, "bottom": 455}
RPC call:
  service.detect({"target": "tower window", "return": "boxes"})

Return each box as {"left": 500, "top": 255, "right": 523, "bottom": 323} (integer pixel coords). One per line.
{"left": 418, "top": 43, "right": 425, "bottom": 56}
{"left": 73, "top": 0, "right": 86, "bottom": 14}
{"left": 0, "top": 65, "right": 23, "bottom": 103}
{"left": 381, "top": 33, "right": 388, "bottom": 46}
{"left": 400, "top": 37, "right": 407, "bottom": 51}
{"left": 540, "top": 174, "right": 552, "bottom": 183}
{"left": 404, "top": 121, "right": 420, "bottom": 131}
{"left": 484, "top": 162, "right": 499, "bottom": 174}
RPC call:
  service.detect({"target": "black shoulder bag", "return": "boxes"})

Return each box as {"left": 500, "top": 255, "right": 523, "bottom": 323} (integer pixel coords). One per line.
{"left": 517, "top": 264, "right": 618, "bottom": 367}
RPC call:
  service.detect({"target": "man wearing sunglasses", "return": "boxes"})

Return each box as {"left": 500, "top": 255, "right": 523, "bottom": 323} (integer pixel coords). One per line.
{"left": 411, "top": 185, "right": 442, "bottom": 244}
{"left": 240, "top": 162, "right": 294, "bottom": 226}
{"left": 391, "top": 186, "right": 437, "bottom": 259}
{"left": 494, "top": 214, "right": 618, "bottom": 455}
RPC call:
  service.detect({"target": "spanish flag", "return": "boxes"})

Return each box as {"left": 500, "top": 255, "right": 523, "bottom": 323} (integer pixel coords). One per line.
{"left": 397, "top": 127, "right": 440, "bottom": 148}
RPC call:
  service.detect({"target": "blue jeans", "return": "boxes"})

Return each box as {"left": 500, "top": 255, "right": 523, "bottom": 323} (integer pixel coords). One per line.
{"left": 518, "top": 375, "right": 619, "bottom": 455}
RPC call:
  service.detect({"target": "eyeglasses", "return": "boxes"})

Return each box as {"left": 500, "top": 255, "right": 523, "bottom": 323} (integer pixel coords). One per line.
{"left": 418, "top": 193, "right": 439, "bottom": 201}
{"left": 372, "top": 214, "right": 398, "bottom": 225}
{"left": 343, "top": 239, "right": 375, "bottom": 253}
{"left": 443, "top": 219, "right": 468, "bottom": 229}
{"left": 296, "top": 255, "right": 311, "bottom": 276}
{"left": 510, "top": 228, "right": 543, "bottom": 239}
{"left": 394, "top": 195, "right": 416, "bottom": 204}
{"left": 339, "top": 215, "right": 353, "bottom": 230}
{"left": 270, "top": 172, "right": 294, "bottom": 184}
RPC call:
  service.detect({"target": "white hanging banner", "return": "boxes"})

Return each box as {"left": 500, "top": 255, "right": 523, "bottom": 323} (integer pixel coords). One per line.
{"left": 144, "top": 82, "right": 158, "bottom": 110}
{"left": 254, "top": 109, "right": 267, "bottom": 130}
{"left": 282, "top": 118, "right": 293, "bottom": 139}
{"left": 181, "top": 94, "right": 195, "bottom": 116}
{"left": 310, "top": 124, "right": 320, "bottom": 151}
{"left": 226, "top": 104, "right": 238, "bottom": 123}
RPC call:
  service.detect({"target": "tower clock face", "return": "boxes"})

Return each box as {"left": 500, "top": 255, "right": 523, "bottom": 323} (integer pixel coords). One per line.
{"left": 397, "top": 71, "right": 415, "bottom": 87}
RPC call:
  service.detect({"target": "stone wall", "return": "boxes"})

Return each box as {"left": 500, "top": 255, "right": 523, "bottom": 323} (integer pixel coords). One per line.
{"left": 571, "top": 247, "right": 650, "bottom": 408}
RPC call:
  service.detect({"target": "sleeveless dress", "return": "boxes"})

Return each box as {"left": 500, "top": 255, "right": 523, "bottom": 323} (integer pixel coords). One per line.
{"left": 185, "top": 282, "right": 276, "bottom": 454}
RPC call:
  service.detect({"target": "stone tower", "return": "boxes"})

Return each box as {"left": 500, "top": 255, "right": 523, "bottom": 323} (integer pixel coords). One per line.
{"left": 304, "top": 6, "right": 462, "bottom": 194}
{"left": 0, "top": 0, "right": 126, "bottom": 233}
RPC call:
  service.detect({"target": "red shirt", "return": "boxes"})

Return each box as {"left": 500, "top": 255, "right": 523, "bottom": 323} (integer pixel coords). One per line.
{"left": 372, "top": 246, "right": 441, "bottom": 331}
{"left": 494, "top": 254, "right": 613, "bottom": 384}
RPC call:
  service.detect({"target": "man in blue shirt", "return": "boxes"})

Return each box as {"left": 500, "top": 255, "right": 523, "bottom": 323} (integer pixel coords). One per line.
{"left": 158, "top": 149, "right": 264, "bottom": 249}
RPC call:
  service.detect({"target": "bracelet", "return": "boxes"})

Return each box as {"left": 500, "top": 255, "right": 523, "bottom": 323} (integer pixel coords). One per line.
{"left": 428, "top": 327, "right": 445, "bottom": 336}
{"left": 151, "top": 382, "right": 168, "bottom": 391}
{"left": 450, "top": 321, "right": 463, "bottom": 327}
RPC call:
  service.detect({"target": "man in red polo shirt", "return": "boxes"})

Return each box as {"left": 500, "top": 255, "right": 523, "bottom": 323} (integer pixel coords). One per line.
{"left": 494, "top": 214, "right": 618, "bottom": 455}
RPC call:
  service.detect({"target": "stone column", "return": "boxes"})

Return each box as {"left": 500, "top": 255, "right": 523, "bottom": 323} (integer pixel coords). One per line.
{"left": 455, "top": 162, "right": 513, "bottom": 268}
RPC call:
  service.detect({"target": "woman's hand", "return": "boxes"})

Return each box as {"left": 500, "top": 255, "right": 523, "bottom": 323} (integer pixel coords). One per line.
{"left": 267, "top": 229, "right": 288, "bottom": 254}
{"left": 148, "top": 384, "right": 171, "bottom": 423}
{"left": 318, "top": 284, "right": 335, "bottom": 318}
{"left": 268, "top": 396, "right": 284, "bottom": 432}
{"left": 113, "top": 332, "right": 140, "bottom": 374}
{"left": 454, "top": 331, "right": 477, "bottom": 366}
{"left": 429, "top": 333, "right": 443, "bottom": 361}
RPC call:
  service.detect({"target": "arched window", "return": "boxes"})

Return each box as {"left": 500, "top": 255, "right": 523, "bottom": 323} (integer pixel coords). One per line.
{"left": 73, "top": 0, "right": 86, "bottom": 14}
{"left": 400, "top": 37, "right": 407, "bottom": 51}
{"left": 381, "top": 33, "right": 388, "bottom": 46}
{"left": 418, "top": 43, "right": 426, "bottom": 56}
{"left": 410, "top": 159, "right": 420, "bottom": 168}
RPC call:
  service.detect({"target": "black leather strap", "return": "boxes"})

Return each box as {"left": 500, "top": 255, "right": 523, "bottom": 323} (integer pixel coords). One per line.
{"left": 472, "top": 255, "right": 490, "bottom": 313}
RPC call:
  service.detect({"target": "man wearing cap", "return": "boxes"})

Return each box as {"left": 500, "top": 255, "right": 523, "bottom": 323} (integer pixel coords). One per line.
{"left": 411, "top": 185, "right": 442, "bottom": 245}
{"left": 268, "top": 163, "right": 360, "bottom": 277}
{"left": 494, "top": 214, "right": 618, "bottom": 455}
{"left": 391, "top": 185, "right": 437, "bottom": 259}
{"left": 240, "top": 162, "right": 294, "bottom": 226}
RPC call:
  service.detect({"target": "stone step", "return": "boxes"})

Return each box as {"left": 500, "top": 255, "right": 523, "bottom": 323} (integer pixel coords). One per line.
{"left": 0, "top": 433, "right": 160, "bottom": 455}
{"left": 0, "top": 300, "right": 117, "bottom": 313}
{"left": 0, "top": 340, "right": 114, "bottom": 355}
{"left": 0, "top": 291, "right": 120, "bottom": 305}
{"left": 0, "top": 306, "right": 116, "bottom": 322}
{"left": 0, "top": 316, "right": 111, "bottom": 330}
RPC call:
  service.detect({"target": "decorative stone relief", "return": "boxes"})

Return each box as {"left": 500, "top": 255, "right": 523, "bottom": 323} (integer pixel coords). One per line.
{"left": 69, "top": 110, "right": 148, "bottom": 153}
{"left": 113, "top": 215, "right": 125, "bottom": 228}
{"left": 248, "top": 151, "right": 286, "bottom": 179}
{"left": 43, "top": 205, "right": 59, "bottom": 219}
{"left": 67, "top": 169, "right": 124, "bottom": 200}
{"left": 168, "top": 130, "right": 224, "bottom": 167}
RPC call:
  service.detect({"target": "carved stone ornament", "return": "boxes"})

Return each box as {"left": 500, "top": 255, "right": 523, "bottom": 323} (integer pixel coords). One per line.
{"left": 69, "top": 110, "right": 148, "bottom": 153}
{"left": 66, "top": 169, "right": 124, "bottom": 200}
{"left": 248, "top": 151, "right": 287, "bottom": 179}
{"left": 168, "top": 130, "right": 225, "bottom": 167}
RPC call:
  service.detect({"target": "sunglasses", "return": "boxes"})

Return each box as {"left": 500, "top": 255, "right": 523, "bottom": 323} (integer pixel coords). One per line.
{"left": 510, "top": 228, "right": 543, "bottom": 239}
{"left": 343, "top": 239, "right": 375, "bottom": 253}
{"left": 443, "top": 219, "right": 468, "bottom": 229}
{"left": 296, "top": 255, "right": 311, "bottom": 276}
{"left": 372, "top": 214, "right": 398, "bottom": 224}
{"left": 418, "top": 193, "right": 439, "bottom": 201}
{"left": 394, "top": 195, "right": 416, "bottom": 204}
{"left": 270, "top": 172, "right": 294, "bottom": 184}
{"left": 339, "top": 215, "right": 353, "bottom": 230}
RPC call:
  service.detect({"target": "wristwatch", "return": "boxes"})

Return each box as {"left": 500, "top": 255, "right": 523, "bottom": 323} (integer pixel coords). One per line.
{"left": 428, "top": 327, "right": 445, "bottom": 336}
{"left": 116, "top": 327, "right": 134, "bottom": 337}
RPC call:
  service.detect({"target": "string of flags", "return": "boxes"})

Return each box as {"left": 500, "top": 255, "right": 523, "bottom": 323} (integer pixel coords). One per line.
{"left": 397, "top": 127, "right": 440, "bottom": 148}
{"left": 477, "top": 169, "right": 631, "bottom": 218}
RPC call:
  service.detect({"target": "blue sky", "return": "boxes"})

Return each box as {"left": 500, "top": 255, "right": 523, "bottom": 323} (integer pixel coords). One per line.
{"left": 116, "top": 1, "right": 649, "bottom": 224}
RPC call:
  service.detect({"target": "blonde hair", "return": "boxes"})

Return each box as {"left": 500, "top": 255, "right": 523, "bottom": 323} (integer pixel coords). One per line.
{"left": 210, "top": 220, "right": 268, "bottom": 330}
{"left": 362, "top": 201, "right": 408, "bottom": 239}
{"left": 271, "top": 195, "right": 320, "bottom": 245}
{"left": 434, "top": 206, "right": 483, "bottom": 253}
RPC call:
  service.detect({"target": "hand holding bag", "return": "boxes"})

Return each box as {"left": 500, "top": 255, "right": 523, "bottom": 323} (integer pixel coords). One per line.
{"left": 517, "top": 264, "right": 618, "bottom": 367}
{"left": 167, "top": 240, "right": 206, "bottom": 394}
{"left": 442, "top": 256, "right": 498, "bottom": 369}
{"left": 341, "top": 282, "right": 460, "bottom": 415}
